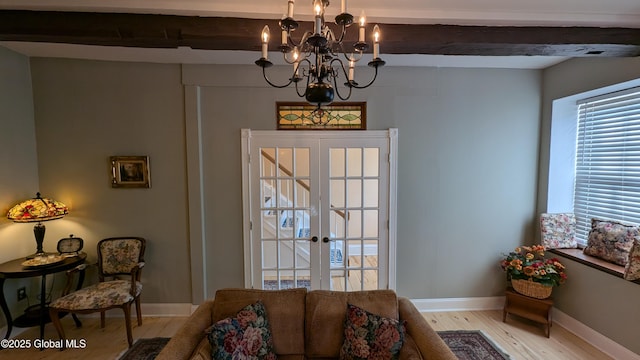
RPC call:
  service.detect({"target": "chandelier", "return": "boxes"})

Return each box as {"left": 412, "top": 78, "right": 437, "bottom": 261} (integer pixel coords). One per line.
{"left": 255, "top": 0, "right": 385, "bottom": 108}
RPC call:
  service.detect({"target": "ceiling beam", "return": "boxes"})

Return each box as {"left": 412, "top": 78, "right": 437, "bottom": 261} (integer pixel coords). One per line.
{"left": 1, "top": 10, "right": 640, "bottom": 57}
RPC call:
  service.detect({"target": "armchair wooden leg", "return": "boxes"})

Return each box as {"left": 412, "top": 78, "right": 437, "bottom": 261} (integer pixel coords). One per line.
{"left": 135, "top": 296, "right": 142, "bottom": 326}
{"left": 123, "top": 303, "right": 133, "bottom": 347}
{"left": 100, "top": 310, "right": 105, "bottom": 328}
{"left": 48, "top": 308, "right": 66, "bottom": 350}
{"left": 72, "top": 314, "right": 82, "bottom": 328}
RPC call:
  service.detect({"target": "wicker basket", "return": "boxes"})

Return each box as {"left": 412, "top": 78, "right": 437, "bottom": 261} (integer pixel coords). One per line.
{"left": 511, "top": 279, "right": 552, "bottom": 299}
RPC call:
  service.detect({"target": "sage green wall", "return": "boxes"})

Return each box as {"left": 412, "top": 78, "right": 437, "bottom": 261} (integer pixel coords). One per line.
{"left": 182, "top": 64, "right": 541, "bottom": 300}
{"left": 28, "top": 58, "right": 191, "bottom": 303}
{"left": 539, "top": 57, "right": 640, "bottom": 355}
{"left": 25, "top": 59, "right": 541, "bottom": 306}
{"left": 0, "top": 47, "right": 40, "bottom": 329}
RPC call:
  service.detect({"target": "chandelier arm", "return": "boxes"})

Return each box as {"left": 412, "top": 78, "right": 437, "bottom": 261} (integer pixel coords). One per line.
{"left": 335, "top": 82, "right": 353, "bottom": 101}
{"left": 261, "top": 66, "right": 295, "bottom": 89}
{"left": 348, "top": 64, "right": 381, "bottom": 89}
{"left": 336, "top": 23, "right": 348, "bottom": 43}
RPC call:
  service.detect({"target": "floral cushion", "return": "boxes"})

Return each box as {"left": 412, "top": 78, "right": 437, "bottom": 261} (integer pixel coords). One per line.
{"left": 100, "top": 239, "right": 143, "bottom": 275}
{"left": 540, "top": 213, "right": 577, "bottom": 249}
{"left": 339, "top": 303, "right": 405, "bottom": 360}
{"left": 50, "top": 280, "right": 142, "bottom": 310}
{"left": 624, "top": 239, "right": 640, "bottom": 281}
{"left": 206, "top": 301, "right": 277, "bottom": 360}
{"left": 583, "top": 218, "right": 639, "bottom": 266}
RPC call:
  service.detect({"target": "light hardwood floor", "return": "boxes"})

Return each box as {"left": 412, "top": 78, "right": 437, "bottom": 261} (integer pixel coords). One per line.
{"left": 3, "top": 309, "right": 614, "bottom": 359}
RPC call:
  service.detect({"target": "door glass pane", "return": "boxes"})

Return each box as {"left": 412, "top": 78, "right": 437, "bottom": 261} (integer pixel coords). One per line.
{"left": 363, "top": 179, "right": 378, "bottom": 207}
{"left": 330, "top": 148, "right": 345, "bottom": 177}
{"left": 347, "top": 179, "right": 362, "bottom": 208}
{"left": 331, "top": 269, "right": 346, "bottom": 291}
{"left": 262, "top": 241, "right": 277, "bottom": 268}
{"left": 330, "top": 210, "right": 346, "bottom": 238}
{"left": 263, "top": 270, "right": 277, "bottom": 289}
{"left": 295, "top": 148, "right": 310, "bottom": 177}
{"left": 347, "top": 148, "right": 362, "bottom": 177}
{"left": 261, "top": 179, "right": 277, "bottom": 209}
{"left": 363, "top": 210, "right": 378, "bottom": 238}
{"left": 297, "top": 269, "right": 311, "bottom": 289}
{"left": 295, "top": 210, "right": 311, "bottom": 239}
{"left": 330, "top": 179, "right": 345, "bottom": 208}
{"left": 278, "top": 180, "right": 294, "bottom": 207}
{"left": 363, "top": 240, "right": 379, "bottom": 267}
{"left": 347, "top": 240, "right": 362, "bottom": 268}
{"left": 330, "top": 239, "right": 345, "bottom": 268}
{"left": 280, "top": 270, "right": 294, "bottom": 289}
{"left": 279, "top": 210, "right": 294, "bottom": 239}
{"left": 278, "top": 148, "right": 293, "bottom": 177}
{"left": 363, "top": 148, "right": 379, "bottom": 177}
{"left": 363, "top": 270, "right": 378, "bottom": 290}
{"left": 347, "top": 210, "right": 362, "bottom": 238}
{"left": 279, "top": 240, "right": 294, "bottom": 268}
{"left": 295, "top": 181, "right": 310, "bottom": 207}
{"left": 261, "top": 148, "right": 276, "bottom": 177}
{"left": 261, "top": 211, "right": 277, "bottom": 239}
{"left": 296, "top": 240, "right": 310, "bottom": 267}
{"left": 347, "top": 270, "right": 362, "bottom": 291}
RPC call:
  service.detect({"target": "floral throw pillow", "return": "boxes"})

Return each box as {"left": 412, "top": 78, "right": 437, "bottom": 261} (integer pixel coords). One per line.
{"left": 339, "top": 303, "right": 405, "bottom": 360}
{"left": 206, "top": 301, "right": 277, "bottom": 360}
{"left": 583, "top": 218, "right": 639, "bottom": 266}
{"left": 540, "top": 213, "right": 577, "bottom": 249}
{"left": 624, "top": 239, "right": 640, "bottom": 281}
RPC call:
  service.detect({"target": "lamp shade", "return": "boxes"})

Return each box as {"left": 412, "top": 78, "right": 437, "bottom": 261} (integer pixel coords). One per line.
{"left": 7, "top": 192, "right": 68, "bottom": 223}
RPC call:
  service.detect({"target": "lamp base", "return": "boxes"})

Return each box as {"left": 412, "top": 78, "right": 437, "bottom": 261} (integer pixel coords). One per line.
{"left": 25, "top": 251, "right": 52, "bottom": 260}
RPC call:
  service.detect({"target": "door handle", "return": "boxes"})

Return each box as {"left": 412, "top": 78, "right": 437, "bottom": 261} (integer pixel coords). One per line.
{"left": 311, "top": 236, "right": 318, "bottom": 242}
{"left": 322, "top": 237, "right": 331, "bottom": 243}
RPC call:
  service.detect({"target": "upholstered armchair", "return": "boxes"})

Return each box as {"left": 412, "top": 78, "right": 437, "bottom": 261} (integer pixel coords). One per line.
{"left": 49, "top": 237, "right": 146, "bottom": 348}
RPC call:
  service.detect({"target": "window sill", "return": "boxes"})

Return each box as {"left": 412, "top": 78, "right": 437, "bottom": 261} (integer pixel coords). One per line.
{"left": 549, "top": 248, "right": 639, "bottom": 284}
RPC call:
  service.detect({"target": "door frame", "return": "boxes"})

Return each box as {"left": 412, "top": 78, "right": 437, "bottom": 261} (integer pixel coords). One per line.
{"left": 241, "top": 128, "right": 398, "bottom": 290}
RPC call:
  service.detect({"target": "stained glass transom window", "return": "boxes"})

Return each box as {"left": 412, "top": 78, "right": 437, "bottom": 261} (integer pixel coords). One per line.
{"left": 277, "top": 102, "right": 366, "bottom": 130}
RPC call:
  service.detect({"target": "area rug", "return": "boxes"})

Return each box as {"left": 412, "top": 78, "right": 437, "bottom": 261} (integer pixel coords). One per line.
{"left": 118, "top": 337, "right": 170, "bottom": 360}
{"left": 119, "top": 331, "right": 510, "bottom": 360}
{"left": 438, "top": 330, "right": 510, "bottom": 360}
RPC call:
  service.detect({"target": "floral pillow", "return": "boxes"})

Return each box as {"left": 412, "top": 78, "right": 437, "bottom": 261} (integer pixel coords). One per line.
{"left": 583, "top": 218, "right": 639, "bottom": 266}
{"left": 540, "top": 213, "right": 577, "bottom": 249}
{"left": 206, "top": 301, "right": 277, "bottom": 360}
{"left": 339, "top": 303, "right": 405, "bottom": 360}
{"left": 624, "top": 239, "right": 640, "bottom": 281}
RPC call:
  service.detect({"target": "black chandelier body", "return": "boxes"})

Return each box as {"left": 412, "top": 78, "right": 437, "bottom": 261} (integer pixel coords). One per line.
{"left": 255, "top": 0, "right": 385, "bottom": 108}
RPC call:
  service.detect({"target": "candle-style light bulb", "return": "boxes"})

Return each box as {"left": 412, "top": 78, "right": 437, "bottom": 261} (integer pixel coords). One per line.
{"left": 358, "top": 11, "right": 366, "bottom": 42}
{"left": 261, "top": 25, "right": 270, "bottom": 59}
{"left": 314, "top": 0, "right": 323, "bottom": 34}
{"left": 341, "top": 0, "right": 347, "bottom": 14}
{"left": 287, "top": 0, "right": 295, "bottom": 18}
{"left": 373, "top": 24, "right": 380, "bottom": 59}
{"left": 348, "top": 59, "right": 355, "bottom": 81}
{"left": 293, "top": 47, "right": 300, "bottom": 76}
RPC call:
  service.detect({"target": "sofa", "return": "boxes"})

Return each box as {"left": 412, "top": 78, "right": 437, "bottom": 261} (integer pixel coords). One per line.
{"left": 157, "top": 288, "right": 457, "bottom": 360}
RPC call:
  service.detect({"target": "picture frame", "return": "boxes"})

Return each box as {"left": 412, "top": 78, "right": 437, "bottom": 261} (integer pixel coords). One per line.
{"left": 110, "top": 156, "right": 151, "bottom": 188}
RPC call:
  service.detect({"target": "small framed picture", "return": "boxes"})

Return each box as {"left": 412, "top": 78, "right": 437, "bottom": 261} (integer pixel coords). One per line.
{"left": 110, "top": 156, "right": 150, "bottom": 188}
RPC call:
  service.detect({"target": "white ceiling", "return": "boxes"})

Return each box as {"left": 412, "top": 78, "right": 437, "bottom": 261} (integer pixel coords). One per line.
{"left": 2, "top": 0, "right": 640, "bottom": 69}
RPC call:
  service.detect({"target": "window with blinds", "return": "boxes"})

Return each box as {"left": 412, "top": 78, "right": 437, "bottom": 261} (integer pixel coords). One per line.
{"left": 574, "top": 87, "right": 640, "bottom": 245}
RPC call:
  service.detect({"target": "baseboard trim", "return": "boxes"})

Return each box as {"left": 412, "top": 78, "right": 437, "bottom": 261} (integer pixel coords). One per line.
{"left": 411, "top": 296, "right": 505, "bottom": 312}
{"left": 411, "top": 296, "right": 640, "bottom": 360}
{"left": 552, "top": 308, "right": 640, "bottom": 360}
{"left": 78, "top": 303, "right": 194, "bottom": 318}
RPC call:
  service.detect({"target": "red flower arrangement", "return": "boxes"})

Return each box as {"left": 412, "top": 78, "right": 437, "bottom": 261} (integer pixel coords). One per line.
{"left": 500, "top": 245, "right": 567, "bottom": 287}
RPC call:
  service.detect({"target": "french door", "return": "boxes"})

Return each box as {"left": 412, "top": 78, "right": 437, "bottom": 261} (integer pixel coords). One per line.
{"left": 241, "top": 129, "right": 397, "bottom": 291}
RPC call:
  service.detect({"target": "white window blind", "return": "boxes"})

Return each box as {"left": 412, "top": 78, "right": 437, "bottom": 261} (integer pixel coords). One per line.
{"left": 574, "top": 87, "right": 640, "bottom": 244}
